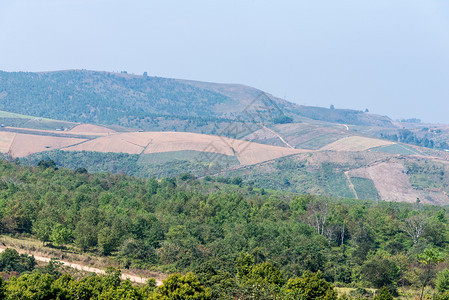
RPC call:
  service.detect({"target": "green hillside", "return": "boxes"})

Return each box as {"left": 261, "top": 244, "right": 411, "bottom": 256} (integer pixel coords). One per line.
{"left": 0, "top": 70, "right": 395, "bottom": 133}
{"left": 0, "top": 159, "right": 449, "bottom": 298}
{"left": 0, "top": 110, "right": 77, "bottom": 131}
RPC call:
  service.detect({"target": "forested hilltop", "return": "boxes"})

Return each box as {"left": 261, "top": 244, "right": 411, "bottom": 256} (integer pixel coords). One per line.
{"left": 0, "top": 70, "right": 395, "bottom": 132}
{"left": 1, "top": 159, "right": 449, "bottom": 298}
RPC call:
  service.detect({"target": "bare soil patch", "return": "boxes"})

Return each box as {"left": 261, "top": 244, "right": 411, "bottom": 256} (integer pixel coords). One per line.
{"left": 69, "top": 124, "right": 116, "bottom": 134}
{"left": 9, "top": 134, "right": 87, "bottom": 157}
{"left": 353, "top": 162, "right": 421, "bottom": 203}
{"left": 0, "top": 132, "right": 16, "bottom": 153}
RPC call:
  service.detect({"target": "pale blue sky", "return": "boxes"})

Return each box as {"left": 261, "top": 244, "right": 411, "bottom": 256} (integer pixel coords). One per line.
{"left": 1, "top": 0, "right": 448, "bottom": 123}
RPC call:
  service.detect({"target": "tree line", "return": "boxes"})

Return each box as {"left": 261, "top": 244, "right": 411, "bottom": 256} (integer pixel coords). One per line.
{"left": 1, "top": 159, "right": 449, "bottom": 297}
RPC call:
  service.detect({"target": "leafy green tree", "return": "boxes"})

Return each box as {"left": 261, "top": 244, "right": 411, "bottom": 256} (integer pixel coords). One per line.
{"left": 0, "top": 248, "right": 36, "bottom": 274}
{"left": 434, "top": 292, "right": 449, "bottom": 300}
{"left": 234, "top": 253, "right": 285, "bottom": 300}
{"left": 417, "top": 248, "right": 445, "bottom": 300}
{"left": 0, "top": 277, "right": 5, "bottom": 299}
{"left": 98, "top": 227, "right": 119, "bottom": 255}
{"left": 73, "top": 206, "right": 100, "bottom": 251}
{"left": 32, "top": 218, "right": 53, "bottom": 246}
{"left": 350, "top": 223, "right": 376, "bottom": 264}
{"left": 373, "top": 286, "right": 393, "bottom": 300}
{"left": 360, "top": 255, "right": 400, "bottom": 295}
{"left": 437, "top": 270, "right": 449, "bottom": 294}
{"left": 235, "top": 252, "right": 255, "bottom": 281}
{"left": 97, "top": 280, "right": 143, "bottom": 300}
{"left": 50, "top": 224, "right": 72, "bottom": 248}
{"left": 5, "top": 273, "right": 56, "bottom": 300}
{"left": 154, "top": 272, "right": 212, "bottom": 300}
{"left": 283, "top": 271, "right": 337, "bottom": 300}
{"left": 103, "top": 267, "right": 122, "bottom": 288}
{"left": 37, "top": 159, "right": 56, "bottom": 170}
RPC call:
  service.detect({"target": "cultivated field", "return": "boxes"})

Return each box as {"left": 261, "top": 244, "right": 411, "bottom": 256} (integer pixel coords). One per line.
{"left": 63, "top": 133, "right": 146, "bottom": 154}
{"left": 9, "top": 134, "right": 87, "bottom": 157}
{"left": 320, "top": 136, "right": 393, "bottom": 152}
{"left": 272, "top": 123, "right": 348, "bottom": 149}
{"left": 347, "top": 161, "right": 449, "bottom": 205}
{"left": 65, "top": 131, "right": 306, "bottom": 166}
{"left": 0, "top": 132, "right": 16, "bottom": 153}
{"left": 69, "top": 124, "right": 116, "bottom": 134}
{"left": 0, "top": 126, "right": 307, "bottom": 166}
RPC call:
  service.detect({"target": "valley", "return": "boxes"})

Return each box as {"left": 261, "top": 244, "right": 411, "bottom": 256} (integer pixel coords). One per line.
{"left": 1, "top": 70, "right": 449, "bottom": 299}
{"left": 1, "top": 106, "right": 448, "bottom": 205}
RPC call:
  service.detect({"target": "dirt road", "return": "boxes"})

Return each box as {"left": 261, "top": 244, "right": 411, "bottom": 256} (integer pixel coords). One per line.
{"left": 344, "top": 171, "right": 358, "bottom": 199}
{"left": 0, "top": 247, "right": 163, "bottom": 286}
{"left": 262, "top": 126, "right": 295, "bottom": 149}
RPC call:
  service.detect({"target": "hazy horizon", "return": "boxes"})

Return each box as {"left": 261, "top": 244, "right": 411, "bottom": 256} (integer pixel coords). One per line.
{"left": 1, "top": 0, "right": 448, "bottom": 123}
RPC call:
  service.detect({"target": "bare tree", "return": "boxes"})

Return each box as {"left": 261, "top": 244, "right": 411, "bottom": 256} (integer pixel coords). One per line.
{"left": 324, "top": 226, "right": 337, "bottom": 247}
{"left": 339, "top": 222, "right": 345, "bottom": 247}
{"left": 308, "top": 199, "right": 330, "bottom": 235}
{"left": 403, "top": 214, "right": 426, "bottom": 244}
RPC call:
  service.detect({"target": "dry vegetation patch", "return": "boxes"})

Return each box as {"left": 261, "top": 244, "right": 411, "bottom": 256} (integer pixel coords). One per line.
{"left": 320, "top": 136, "right": 393, "bottom": 152}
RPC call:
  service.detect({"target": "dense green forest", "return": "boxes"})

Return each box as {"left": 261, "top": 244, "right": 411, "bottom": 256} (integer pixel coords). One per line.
{"left": 20, "top": 150, "right": 377, "bottom": 199}
{"left": 21, "top": 150, "right": 240, "bottom": 179}
{"left": 1, "top": 159, "right": 449, "bottom": 298}
{"left": 380, "top": 129, "right": 449, "bottom": 150}
{"left": 0, "top": 70, "right": 234, "bottom": 123}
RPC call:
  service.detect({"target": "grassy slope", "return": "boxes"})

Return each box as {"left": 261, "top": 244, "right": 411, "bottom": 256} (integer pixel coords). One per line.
{"left": 0, "top": 110, "right": 77, "bottom": 131}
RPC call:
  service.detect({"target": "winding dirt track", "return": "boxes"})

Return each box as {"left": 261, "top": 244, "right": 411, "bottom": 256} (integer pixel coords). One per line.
{"left": 344, "top": 171, "right": 358, "bottom": 199}
{"left": 262, "top": 126, "right": 295, "bottom": 149}
{"left": 0, "top": 247, "right": 163, "bottom": 286}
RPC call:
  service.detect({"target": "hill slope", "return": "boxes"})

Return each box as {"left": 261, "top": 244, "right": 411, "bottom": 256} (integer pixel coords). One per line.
{"left": 1, "top": 118, "right": 447, "bottom": 205}
{"left": 0, "top": 70, "right": 395, "bottom": 132}
{"left": 2, "top": 70, "right": 449, "bottom": 205}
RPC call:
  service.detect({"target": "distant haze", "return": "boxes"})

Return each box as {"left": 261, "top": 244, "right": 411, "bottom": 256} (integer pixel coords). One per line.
{"left": 1, "top": 0, "right": 448, "bottom": 123}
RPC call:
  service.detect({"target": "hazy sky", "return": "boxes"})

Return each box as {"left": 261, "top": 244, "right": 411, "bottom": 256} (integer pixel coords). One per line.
{"left": 1, "top": 0, "right": 449, "bottom": 123}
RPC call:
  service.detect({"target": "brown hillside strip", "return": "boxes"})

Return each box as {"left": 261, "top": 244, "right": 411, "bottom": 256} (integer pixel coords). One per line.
{"left": 0, "top": 127, "right": 308, "bottom": 165}
{"left": 233, "top": 142, "right": 302, "bottom": 165}
{"left": 0, "top": 132, "right": 16, "bottom": 153}
{"left": 69, "top": 124, "right": 116, "bottom": 134}
{"left": 143, "top": 132, "right": 235, "bottom": 156}
{"left": 9, "top": 134, "right": 87, "bottom": 157}
{"left": 62, "top": 131, "right": 307, "bottom": 166}
{"left": 63, "top": 134, "right": 145, "bottom": 154}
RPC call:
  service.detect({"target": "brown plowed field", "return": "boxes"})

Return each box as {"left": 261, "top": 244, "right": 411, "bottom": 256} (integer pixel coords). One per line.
{"left": 9, "top": 134, "right": 87, "bottom": 157}
{"left": 0, "top": 132, "right": 16, "bottom": 153}
{"left": 63, "top": 134, "right": 145, "bottom": 154}
{"left": 1, "top": 127, "right": 310, "bottom": 165}
{"left": 63, "top": 131, "right": 306, "bottom": 165}
{"left": 69, "top": 124, "right": 116, "bottom": 134}
{"left": 144, "top": 132, "right": 236, "bottom": 156}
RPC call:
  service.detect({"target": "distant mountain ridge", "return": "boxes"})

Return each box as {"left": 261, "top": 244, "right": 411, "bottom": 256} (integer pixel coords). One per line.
{"left": 0, "top": 70, "right": 394, "bottom": 132}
